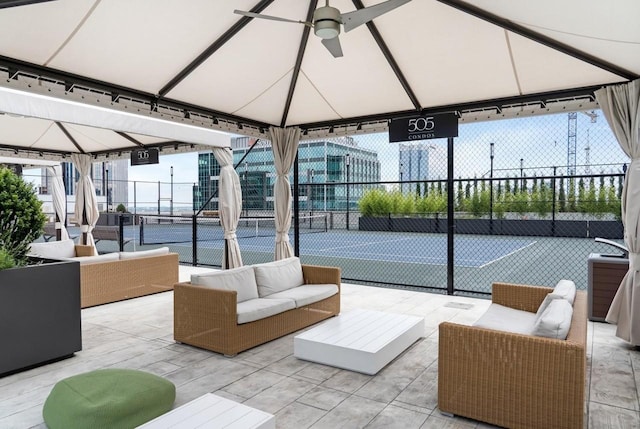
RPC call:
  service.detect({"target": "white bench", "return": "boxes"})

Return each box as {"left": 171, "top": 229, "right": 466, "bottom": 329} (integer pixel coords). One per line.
{"left": 294, "top": 308, "right": 424, "bottom": 375}
{"left": 137, "top": 393, "right": 275, "bottom": 429}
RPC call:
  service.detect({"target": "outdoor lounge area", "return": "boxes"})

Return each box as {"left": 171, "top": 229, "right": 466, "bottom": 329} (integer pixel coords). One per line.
{"left": 0, "top": 265, "right": 637, "bottom": 428}
{"left": 0, "top": 1, "right": 639, "bottom": 428}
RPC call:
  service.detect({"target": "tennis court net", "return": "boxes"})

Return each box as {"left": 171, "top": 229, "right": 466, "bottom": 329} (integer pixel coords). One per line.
{"left": 139, "top": 213, "right": 329, "bottom": 245}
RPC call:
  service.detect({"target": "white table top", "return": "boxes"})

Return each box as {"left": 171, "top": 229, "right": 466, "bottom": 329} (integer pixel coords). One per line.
{"left": 137, "top": 393, "right": 275, "bottom": 429}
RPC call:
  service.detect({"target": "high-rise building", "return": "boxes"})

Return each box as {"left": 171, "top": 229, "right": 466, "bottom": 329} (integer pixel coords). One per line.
{"left": 194, "top": 137, "right": 381, "bottom": 213}
{"left": 399, "top": 143, "right": 437, "bottom": 193}
{"left": 95, "top": 159, "right": 129, "bottom": 209}
{"left": 42, "top": 159, "right": 128, "bottom": 209}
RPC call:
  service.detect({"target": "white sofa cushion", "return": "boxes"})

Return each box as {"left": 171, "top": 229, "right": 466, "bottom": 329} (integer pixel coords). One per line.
{"left": 66, "top": 252, "right": 120, "bottom": 265}
{"left": 531, "top": 298, "right": 573, "bottom": 340}
{"left": 119, "top": 247, "right": 170, "bottom": 260}
{"left": 254, "top": 257, "right": 304, "bottom": 297}
{"left": 473, "top": 303, "right": 537, "bottom": 335}
{"left": 236, "top": 298, "right": 296, "bottom": 324}
{"left": 553, "top": 279, "right": 576, "bottom": 305}
{"left": 28, "top": 239, "right": 76, "bottom": 259}
{"left": 264, "top": 284, "right": 338, "bottom": 307}
{"left": 535, "top": 293, "right": 565, "bottom": 320}
{"left": 191, "top": 266, "right": 259, "bottom": 303}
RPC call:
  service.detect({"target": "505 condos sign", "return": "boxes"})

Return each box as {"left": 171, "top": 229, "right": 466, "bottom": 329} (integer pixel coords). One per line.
{"left": 131, "top": 147, "right": 159, "bottom": 166}
{"left": 389, "top": 113, "right": 458, "bottom": 142}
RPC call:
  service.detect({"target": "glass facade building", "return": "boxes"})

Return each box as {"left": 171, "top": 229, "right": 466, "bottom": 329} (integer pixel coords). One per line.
{"left": 194, "top": 137, "right": 381, "bottom": 212}
{"left": 398, "top": 143, "right": 434, "bottom": 193}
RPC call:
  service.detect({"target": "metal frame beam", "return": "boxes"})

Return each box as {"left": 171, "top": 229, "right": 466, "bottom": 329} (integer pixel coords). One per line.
{"left": 280, "top": 0, "right": 318, "bottom": 128}
{"left": 158, "top": 0, "right": 277, "bottom": 98}
{"left": 297, "top": 84, "right": 601, "bottom": 130}
{"left": 0, "top": 0, "right": 55, "bottom": 9}
{"left": 56, "top": 122, "right": 84, "bottom": 153}
{"left": 352, "top": 0, "right": 421, "bottom": 110}
{"left": 437, "top": 0, "right": 638, "bottom": 81}
{"left": 0, "top": 55, "right": 271, "bottom": 130}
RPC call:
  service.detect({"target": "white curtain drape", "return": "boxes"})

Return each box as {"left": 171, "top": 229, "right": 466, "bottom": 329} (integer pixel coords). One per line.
{"left": 595, "top": 78, "right": 640, "bottom": 344}
{"left": 213, "top": 147, "right": 243, "bottom": 269}
{"left": 269, "top": 126, "right": 301, "bottom": 260}
{"left": 46, "top": 164, "right": 69, "bottom": 241}
{"left": 71, "top": 153, "right": 99, "bottom": 253}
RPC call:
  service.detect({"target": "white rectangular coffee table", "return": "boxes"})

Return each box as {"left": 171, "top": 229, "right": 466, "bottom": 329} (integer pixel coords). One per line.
{"left": 137, "top": 393, "right": 275, "bottom": 429}
{"left": 294, "top": 308, "right": 424, "bottom": 375}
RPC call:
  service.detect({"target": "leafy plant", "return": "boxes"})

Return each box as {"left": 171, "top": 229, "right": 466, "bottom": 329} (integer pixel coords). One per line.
{"left": 0, "top": 247, "right": 15, "bottom": 270}
{"left": 0, "top": 167, "right": 47, "bottom": 268}
{"left": 116, "top": 203, "right": 128, "bottom": 213}
{"left": 358, "top": 188, "right": 391, "bottom": 217}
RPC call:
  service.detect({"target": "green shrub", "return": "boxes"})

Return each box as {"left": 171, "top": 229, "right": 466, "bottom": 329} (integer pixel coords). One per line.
{"left": 0, "top": 167, "right": 47, "bottom": 268}
{"left": 358, "top": 189, "right": 392, "bottom": 217}
{"left": 116, "top": 203, "right": 127, "bottom": 213}
{"left": 396, "top": 193, "right": 414, "bottom": 215}
{"left": 0, "top": 247, "right": 15, "bottom": 270}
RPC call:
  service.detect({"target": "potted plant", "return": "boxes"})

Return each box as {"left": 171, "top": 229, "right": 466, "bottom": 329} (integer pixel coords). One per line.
{"left": 0, "top": 166, "right": 82, "bottom": 376}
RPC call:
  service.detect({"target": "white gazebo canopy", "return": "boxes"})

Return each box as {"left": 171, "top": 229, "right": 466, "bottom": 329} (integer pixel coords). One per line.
{"left": 0, "top": 0, "right": 636, "bottom": 154}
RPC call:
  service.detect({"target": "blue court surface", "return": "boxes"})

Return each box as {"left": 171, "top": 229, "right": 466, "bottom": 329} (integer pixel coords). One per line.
{"left": 241, "top": 232, "right": 535, "bottom": 267}
{"left": 138, "top": 228, "right": 536, "bottom": 268}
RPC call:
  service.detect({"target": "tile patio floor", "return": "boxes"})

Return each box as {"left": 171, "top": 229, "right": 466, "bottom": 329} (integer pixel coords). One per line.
{"left": 1, "top": 265, "right": 638, "bottom": 428}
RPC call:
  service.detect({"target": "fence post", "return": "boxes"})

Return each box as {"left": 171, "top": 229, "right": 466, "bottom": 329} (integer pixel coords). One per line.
{"left": 118, "top": 214, "right": 125, "bottom": 252}
{"left": 552, "top": 166, "right": 557, "bottom": 236}
{"left": 139, "top": 216, "right": 144, "bottom": 245}
{"left": 447, "top": 137, "right": 455, "bottom": 296}
{"left": 192, "top": 214, "right": 198, "bottom": 266}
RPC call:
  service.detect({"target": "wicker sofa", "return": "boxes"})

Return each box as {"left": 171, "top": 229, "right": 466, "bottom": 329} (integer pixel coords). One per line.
{"left": 438, "top": 282, "right": 587, "bottom": 429}
{"left": 29, "top": 239, "right": 179, "bottom": 308}
{"left": 174, "top": 258, "right": 341, "bottom": 356}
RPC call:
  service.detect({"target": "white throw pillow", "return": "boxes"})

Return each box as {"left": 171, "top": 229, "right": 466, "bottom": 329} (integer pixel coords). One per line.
{"left": 28, "top": 239, "right": 76, "bottom": 259}
{"left": 119, "top": 247, "right": 170, "bottom": 260}
{"left": 254, "top": 257, "right": 304, "bottom": 297}
{"left": 531, "top": 298, "right": 573, "bottom": 340}
{"left": 191, "top": 266, "right": 259, "bottom": 303}
{"left": 69, "top": 252, "right": 120, "bottom": 265}
{"left": 535, "top": 293, "right": 564, "bottom": 320}
{"left": 553, "top": 279, "right": 576, "bottom": 305}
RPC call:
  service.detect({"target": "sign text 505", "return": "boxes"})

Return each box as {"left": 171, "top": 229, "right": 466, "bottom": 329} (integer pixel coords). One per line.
{"left": 408, "top": 117, "right": 435, "bottom": 133}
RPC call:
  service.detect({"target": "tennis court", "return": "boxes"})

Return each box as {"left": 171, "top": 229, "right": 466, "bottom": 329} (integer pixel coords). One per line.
{"left": 103, "top": 220, "right": 600, "bottom": 294}
{"left": 133, "top": 215, "right": 535, "bottom": 268}
{"left": 223, "top": 232, "right": 535, "bottom": 268}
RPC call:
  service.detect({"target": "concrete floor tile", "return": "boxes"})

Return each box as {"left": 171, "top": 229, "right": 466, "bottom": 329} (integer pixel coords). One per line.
{"left": 276, "top": 401, "right": 327, "bottom": 429}
{"left": 366, "top": 404, "right": 428, "bottom": 428}
{"left": 310, "top": 395, "right": 386, "bottom": 429}
{"left": 297, "top": 386, "right": 350, "bottom": 411}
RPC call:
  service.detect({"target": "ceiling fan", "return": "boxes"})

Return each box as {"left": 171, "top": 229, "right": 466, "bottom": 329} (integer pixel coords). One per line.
{"left": 234, "top": 0, "right": 412, "bottom": 58}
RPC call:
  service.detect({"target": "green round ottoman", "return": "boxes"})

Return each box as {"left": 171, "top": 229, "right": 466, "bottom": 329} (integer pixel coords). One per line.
{"left": 42, "top": 368, "right": 175, "bottom": 429}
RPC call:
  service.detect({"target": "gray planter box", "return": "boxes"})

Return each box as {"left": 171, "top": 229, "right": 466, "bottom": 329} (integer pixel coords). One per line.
{"left": 359, "top": 217, "right": 391, "bottom": 231}
{"left": 0, "top": 259, "right": 82, "bottom": 376}
{"left": 358, "top": 216, "right": 623, "bottom": 239}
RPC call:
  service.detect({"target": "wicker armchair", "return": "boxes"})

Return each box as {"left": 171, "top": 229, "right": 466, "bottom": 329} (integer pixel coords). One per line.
{"left": 438, "top": 282, "right": 587, "bottom": 429}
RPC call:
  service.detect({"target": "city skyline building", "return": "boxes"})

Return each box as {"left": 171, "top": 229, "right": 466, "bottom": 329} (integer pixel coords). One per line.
{"left": 194, "top": 136, "right": 381, "bottom": 213}
{"left": 398, "top": 143, "right": 436, "bottom": 193}
{"left": 40, "top": 159, "right": 128, "bottom": 209}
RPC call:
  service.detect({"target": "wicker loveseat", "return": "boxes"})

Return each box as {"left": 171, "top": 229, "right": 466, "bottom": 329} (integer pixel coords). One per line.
{"left": 174, "top": 258, "right": 341, "bottom": 356}
{"left": 438, "top": 282, "right": 587, "bottom": 429}
{"left": 29, "top": 240, "right": 179, "bottom": 308}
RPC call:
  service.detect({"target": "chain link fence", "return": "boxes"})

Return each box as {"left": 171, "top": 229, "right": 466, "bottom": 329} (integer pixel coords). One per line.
{"left": 29, "top": 109, "right": 627, "bottom": 296}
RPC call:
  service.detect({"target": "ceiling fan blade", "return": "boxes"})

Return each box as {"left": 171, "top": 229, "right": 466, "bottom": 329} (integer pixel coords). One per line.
{"left": 321, "top": 36, "right": 343, "bottom": 58}
{"left": 341, "top": 0, "right": 412, "bottom": 33}
{"left": 0, "top": 0, "right": 56, "bottom": 9}
{"left": 234, "top": 9, "right": 312, "bottom": 27}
